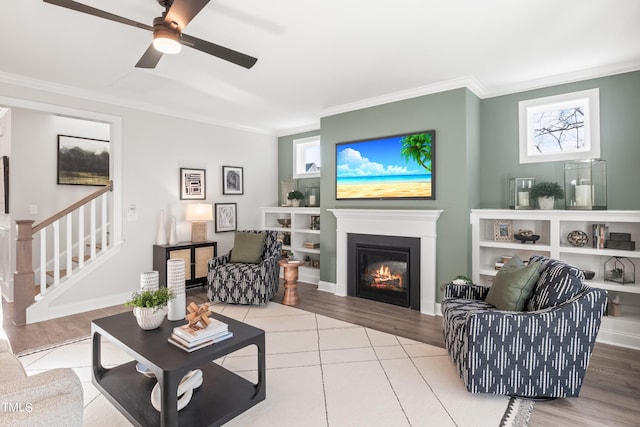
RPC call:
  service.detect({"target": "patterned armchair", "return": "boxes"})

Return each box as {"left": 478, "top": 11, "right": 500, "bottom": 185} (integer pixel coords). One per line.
{"left": 207, "top": 230, "right": 282, "bottom": 305}
{"left": 442, "top": 256, "right": 607, "bottom": 398}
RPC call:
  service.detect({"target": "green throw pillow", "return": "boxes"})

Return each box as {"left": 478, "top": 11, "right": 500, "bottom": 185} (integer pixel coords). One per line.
{"left": 230, "top": 232, "right": 267, "bottom": 264}
{"left": 485, "top": 256, "right": 541, "bottom": 311}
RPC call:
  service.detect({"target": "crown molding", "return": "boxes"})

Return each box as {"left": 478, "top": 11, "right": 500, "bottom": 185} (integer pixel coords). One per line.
{"left": 276, "top": 122, "right": 320, "bottom": 138}
{"left": 320, "top": 76, "right": 486, "bottom": 118}
{"left": 0, "top": 71, "right": 275, "bottom": 136}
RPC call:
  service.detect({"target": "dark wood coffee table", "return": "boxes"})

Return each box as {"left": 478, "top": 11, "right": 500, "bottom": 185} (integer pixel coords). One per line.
{"left": 91, "top": 311, "right": 265, "bottom": 427}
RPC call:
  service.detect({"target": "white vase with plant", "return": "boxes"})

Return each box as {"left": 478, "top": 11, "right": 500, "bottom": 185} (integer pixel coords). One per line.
{"left": 530, "top": 181, "right": 565, "bottom": 210}
{"left": 125, "top": 287, "right": 174, "bottom": 330}
{"left": 288, "top": 190, "right": 305, "bottom": 207}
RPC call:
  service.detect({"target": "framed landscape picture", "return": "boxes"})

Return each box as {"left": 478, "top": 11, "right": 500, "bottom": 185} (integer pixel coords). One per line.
{"left": 180, "top": 168, "right": 206, "bottom": 200}
{"left": 57, "top": 135, "right": 110, "bottom": 186}
{"left": 215, "top": 203, "right": 237, "bottom": 232}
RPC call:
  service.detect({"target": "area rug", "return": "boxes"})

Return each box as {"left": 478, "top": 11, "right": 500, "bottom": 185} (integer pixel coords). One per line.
{"left": 17, "top": 303, "right": 533, "bottom": 426}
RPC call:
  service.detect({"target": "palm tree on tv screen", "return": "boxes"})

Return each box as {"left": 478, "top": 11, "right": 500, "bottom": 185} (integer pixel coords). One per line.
{"left": 400, "top": 132, "right": 432, "bottom": 172}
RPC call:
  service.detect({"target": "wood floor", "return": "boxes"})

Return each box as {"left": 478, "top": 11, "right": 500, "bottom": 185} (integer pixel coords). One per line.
{"left": 3, "top": 282, "right": 639, "bottom": 426}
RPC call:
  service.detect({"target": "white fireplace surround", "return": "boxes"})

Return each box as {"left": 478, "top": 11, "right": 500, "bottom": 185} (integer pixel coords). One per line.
{"left": 325, "top": 209, "right": 443, "bottom": 316}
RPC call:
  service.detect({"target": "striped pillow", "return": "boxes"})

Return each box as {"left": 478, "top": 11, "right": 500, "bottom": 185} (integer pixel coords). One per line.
{"left": 526, "top": 255, "right": 585, "bottom": 311}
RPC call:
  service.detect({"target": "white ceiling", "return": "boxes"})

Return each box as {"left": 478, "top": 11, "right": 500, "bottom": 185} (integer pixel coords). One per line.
{"left": 2, "top": 0, "right": 639, "bottom": 135}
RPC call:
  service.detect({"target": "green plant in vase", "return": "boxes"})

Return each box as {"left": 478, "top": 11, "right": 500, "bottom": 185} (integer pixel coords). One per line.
{"left": 287, "top": 190, "right": 305, "bottom": 207}
{"left": 530, "top": 181, "right": 564, "bottom": 210}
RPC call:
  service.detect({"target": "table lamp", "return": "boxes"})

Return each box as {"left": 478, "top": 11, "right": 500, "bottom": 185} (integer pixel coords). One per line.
{"left": 185, "top": 204, "right": 213, "bottom": 243}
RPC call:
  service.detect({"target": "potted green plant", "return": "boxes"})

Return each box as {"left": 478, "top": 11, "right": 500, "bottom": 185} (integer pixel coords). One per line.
{"left": 530, "top": 181, "right": 564, "bottom": 210}
{"left": 287, "top": 190, "right": 305, "bottom": 207}
{"left": 125, "top": 287, "right": 174, "bottom": 330}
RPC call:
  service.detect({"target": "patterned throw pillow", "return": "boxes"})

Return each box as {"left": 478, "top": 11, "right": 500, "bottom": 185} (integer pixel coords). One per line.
{"left": 526, "top": 255, "right": 585, "bottom": 311}
{"left": 485, "top": 256, "right": 541, "bottom": 311}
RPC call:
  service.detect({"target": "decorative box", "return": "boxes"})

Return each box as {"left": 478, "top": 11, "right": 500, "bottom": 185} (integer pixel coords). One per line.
{"left": 508, "top": 178, "right": 535, "bottom": 209}
{"left": 564, "top": 159, "right": 607, "bottom": 210}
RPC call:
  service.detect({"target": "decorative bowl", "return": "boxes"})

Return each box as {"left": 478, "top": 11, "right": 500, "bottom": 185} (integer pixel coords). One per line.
{"left": 567, "top": 230, "right": 589, "bottom": 247}
{"left": 583, "top": 270, "right": 596, "bottom": 280}
{"left": 514, "top": 233, "right": 540, "bottom": 244}
{"left": 277, "top": 218, "right": 291, "bottom": 228}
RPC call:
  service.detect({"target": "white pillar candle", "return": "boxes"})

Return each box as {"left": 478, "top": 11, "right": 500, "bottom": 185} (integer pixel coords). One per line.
{"left": 309, "top": 195, "right": 317, "bottom": 206}
{"left": 518, "top": 191, "right": 529, "bottom": 207}
{"left": 575, "top": 185, "right": 592, "bottom": 207}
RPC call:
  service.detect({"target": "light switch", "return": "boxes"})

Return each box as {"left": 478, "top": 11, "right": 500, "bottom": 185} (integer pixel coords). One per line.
{"left": 127, "top": 204, "right": 138, "bottom": 221}
{"left": 29, "top": 204, "right": 38, "bottom": 215}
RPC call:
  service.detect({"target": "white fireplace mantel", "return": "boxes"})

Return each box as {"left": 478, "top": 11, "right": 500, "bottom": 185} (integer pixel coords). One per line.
{"left": 326, "top": 209, "right": 443, "bottom": 316}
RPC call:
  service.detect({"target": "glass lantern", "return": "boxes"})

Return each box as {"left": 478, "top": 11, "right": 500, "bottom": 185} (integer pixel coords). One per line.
{"left": 564, "top": 160, "right": 607, "bottom": 210}
{"left": 604, "top": 257, "right": 635, "bottom": 285}
{"left": 508, "top": 178, "right": 535, "bottom": 209}
{"left": 306, "top": 186, "right": 320, "bottom": 207}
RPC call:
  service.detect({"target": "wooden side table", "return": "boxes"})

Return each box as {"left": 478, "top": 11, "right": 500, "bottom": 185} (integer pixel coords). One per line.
{"left": 278, "top": 259, "right": 305, "bottom": 305}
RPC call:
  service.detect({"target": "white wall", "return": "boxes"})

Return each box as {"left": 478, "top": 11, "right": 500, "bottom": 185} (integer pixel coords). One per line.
{"left": 1, "top": 82, "right": 278, "bottom": 316}
{"left": 0, "top": 109, "right": 11, "bottom": 299}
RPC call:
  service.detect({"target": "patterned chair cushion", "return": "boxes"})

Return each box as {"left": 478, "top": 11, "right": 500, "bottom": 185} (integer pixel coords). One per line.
{"left": 526, "top": 255, "right": 585, "bottom": 311}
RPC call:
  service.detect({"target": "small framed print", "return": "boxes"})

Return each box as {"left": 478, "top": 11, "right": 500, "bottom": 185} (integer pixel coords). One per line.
{"left": 215, "top": 203, "right": 237, "bottom": 233}
{"left": 180, "top": 168, "right": 206, "bottom": 200}
{"left": 222, "top": 166, "right": 243, "bottom": 195}
{"left": 494, "top": 220, "right": 513, "bottom": 241}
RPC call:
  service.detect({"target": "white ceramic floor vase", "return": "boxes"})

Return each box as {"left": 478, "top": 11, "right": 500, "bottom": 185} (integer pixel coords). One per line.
{"left": 166, "top": 258, "right": 186, "bottom": 321}
{"left": 140, "top": 271, "right": 159, "bottom": 292}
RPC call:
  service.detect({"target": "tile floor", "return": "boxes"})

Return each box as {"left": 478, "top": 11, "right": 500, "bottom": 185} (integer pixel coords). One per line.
{"left": 18, "top": 303, "right": 511, "bottom": 426}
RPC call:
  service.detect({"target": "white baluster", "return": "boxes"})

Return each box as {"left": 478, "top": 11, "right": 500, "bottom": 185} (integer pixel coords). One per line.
{"left": 66, "top": 213, "right": 73, "bottom": 278}
{"left": 40, "top": 229, "right": 47, "bottom": 296}
{"left": 101, "top": 193, "right": 108, "bottom": 251}
{"left": 53, "top": 220, "right": 60, "bottom": 285}
{"left": 78, "top": 206, "right": 85, "bottom": 268}
{"left": 90, "top": 200, "right": 96, "bottom": 259}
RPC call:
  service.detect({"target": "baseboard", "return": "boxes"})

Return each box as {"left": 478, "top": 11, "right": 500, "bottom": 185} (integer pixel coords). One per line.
{"left": 317, "top": 280, "right": 336, "bottom": 294}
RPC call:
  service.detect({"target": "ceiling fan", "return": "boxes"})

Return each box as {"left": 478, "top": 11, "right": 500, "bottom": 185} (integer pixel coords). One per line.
{"left": 43, "top": 0, "right": 258, "bottom": 69}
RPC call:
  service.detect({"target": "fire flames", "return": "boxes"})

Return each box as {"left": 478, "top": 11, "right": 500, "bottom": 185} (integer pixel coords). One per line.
{"left": 369, "top": 264, "right": 403, "bottom": 289}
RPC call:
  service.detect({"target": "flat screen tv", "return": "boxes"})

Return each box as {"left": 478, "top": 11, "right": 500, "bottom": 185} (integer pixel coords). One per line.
{"left": 335, "top": 130, "right": 435, "bottom": 200}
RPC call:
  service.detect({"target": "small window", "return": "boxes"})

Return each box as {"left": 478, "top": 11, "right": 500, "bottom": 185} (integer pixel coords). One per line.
{"left": 293, "top": 136, "right": 321, "bottom": 178}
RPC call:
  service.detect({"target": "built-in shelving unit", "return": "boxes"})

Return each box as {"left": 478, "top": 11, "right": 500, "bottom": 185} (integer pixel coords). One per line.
{"left": 471, "top": 209, "right": 640, "bottom": 350}
{"left": 261, "top": 207, "right": 320, "bottom": 285}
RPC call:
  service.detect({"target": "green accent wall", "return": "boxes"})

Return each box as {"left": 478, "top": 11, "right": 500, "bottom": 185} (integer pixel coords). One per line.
{"left": 479, "top": 71, "right": 640, "bottom": 209}
{"left": 278, "top": 70, "right": 640, "bottom": 302}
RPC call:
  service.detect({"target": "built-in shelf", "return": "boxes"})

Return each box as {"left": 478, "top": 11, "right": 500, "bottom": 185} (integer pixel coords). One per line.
{"left": 471, "top": 209, "right": 640, "bottom": 350}
{"left": 261, "top": 207, "right": 321, "bottom": 285}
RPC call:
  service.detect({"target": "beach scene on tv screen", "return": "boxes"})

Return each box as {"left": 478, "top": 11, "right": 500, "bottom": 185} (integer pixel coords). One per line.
{"left": 336, "top": 131, "right": 433, "bottom": 199}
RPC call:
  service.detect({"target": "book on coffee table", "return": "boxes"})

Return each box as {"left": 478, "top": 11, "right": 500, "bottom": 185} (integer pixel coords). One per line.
{"left": 168, "top": 331, "right": 234, "bottom": 352}
{"left": 173, "top": 318, "right": 228, "bottom": 342}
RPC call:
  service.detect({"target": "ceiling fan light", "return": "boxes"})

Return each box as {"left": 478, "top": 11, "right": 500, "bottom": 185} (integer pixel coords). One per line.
{"left": 153, "top": 28, "right": 181, "bottom": 54}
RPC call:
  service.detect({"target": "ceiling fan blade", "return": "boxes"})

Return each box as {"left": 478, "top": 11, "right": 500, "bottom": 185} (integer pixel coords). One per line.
{"left": 43, "top": 0, "right": 153, "bottom": 32}
{"left": 181, "top": 33, "right": 257, "bottom": 69}
{"left": 164, "top": 0, "right": 211, "bottom": 31}
{"left": 135, "top": 44, "right": 164, "bottom": 69}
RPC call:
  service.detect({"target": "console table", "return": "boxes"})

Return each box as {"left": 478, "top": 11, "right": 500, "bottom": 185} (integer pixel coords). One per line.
{"left": 92, "top": 311, "right": 265, "bottom": 426}
{"left": 153, "top": 241, "right": 217, "bottom": 289}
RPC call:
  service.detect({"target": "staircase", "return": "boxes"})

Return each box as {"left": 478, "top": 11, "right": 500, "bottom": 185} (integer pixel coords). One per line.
{"left": 13, "top": 182, "right": 115, "bottom": 325}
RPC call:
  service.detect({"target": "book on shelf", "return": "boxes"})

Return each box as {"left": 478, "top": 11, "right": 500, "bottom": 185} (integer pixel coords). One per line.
{"left": 303, "top": 241, "right": 320, "bottom": 248}
{"left": 168, "top": 331, "right": 233, "bottom": 352}
{"left": 173, "top": 319, "right": 228, "bottom": 342}
{"left": 592, "top": 224, "right": 608, "bottom": 249}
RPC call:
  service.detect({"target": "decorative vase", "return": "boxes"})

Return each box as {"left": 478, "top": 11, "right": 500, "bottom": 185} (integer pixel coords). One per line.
{"left": 169, "top": 216, "right": 177, "bottom": 245}
{"left": 134, "top": 306, "right": 166, "bottom": 330}
{"left": 139, "top": 271, "right": 159, "bottom": 291}
{"left": 166, "top": 258, "right": 186, "bottom": 321}
{"left": 291, "top": 199, "right": 301, "bottom": 207}
{"left": 537, "top": 197, "right": 555, "bottom": 210}
{"left": 157, "top": 210, "right": 167, "bottom": 245}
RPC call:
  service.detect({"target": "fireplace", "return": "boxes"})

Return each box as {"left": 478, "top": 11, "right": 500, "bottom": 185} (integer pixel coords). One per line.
{"left": 348, "top": 233, "right": 421, "bottom": 310}
{"left": 327, "top": 209, "right": 442, "bottom": 315}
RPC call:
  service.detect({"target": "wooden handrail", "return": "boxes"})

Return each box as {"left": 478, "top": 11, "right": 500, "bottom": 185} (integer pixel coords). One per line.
{"left": 32, "top": 181, "right": 113, "bottom": 234}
